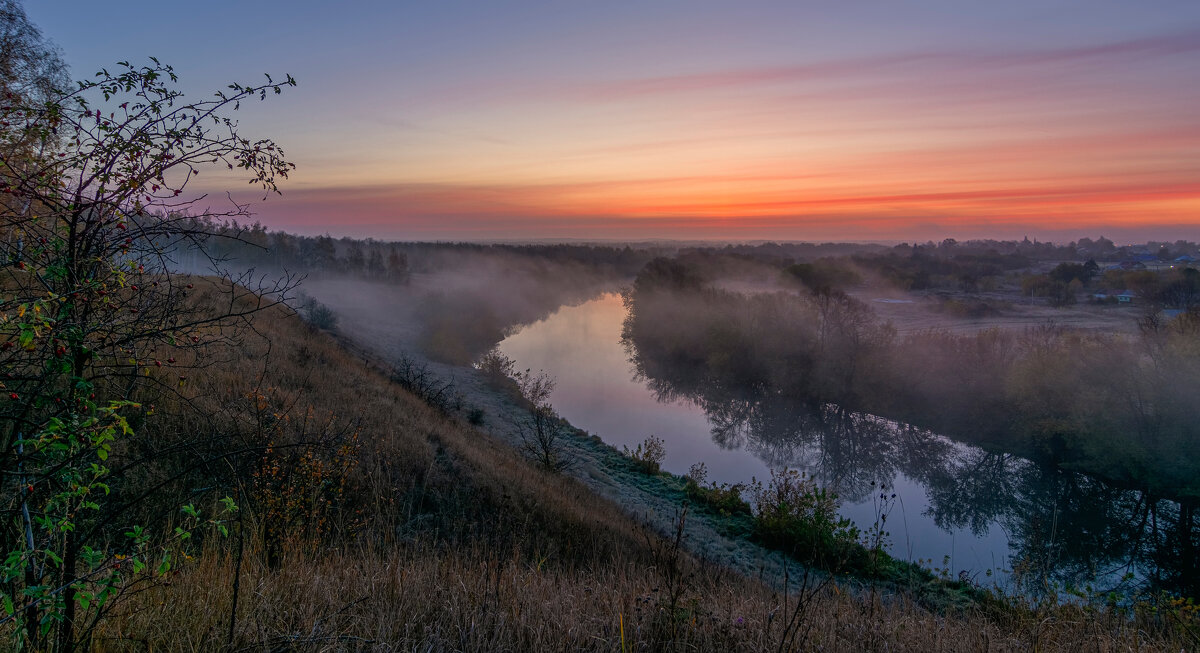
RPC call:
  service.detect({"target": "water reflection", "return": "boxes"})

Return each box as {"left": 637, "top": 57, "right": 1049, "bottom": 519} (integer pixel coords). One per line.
{"left": 626, "top": 314, "right": 1199, "bottom": 597}
{"left": 502, "top": 293, "right": 1198, "bottom": 597}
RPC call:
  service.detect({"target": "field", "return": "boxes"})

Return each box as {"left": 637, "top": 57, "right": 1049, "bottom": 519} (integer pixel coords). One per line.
{"left": 858, "top": 290, "right": 1145, "bottom": 335}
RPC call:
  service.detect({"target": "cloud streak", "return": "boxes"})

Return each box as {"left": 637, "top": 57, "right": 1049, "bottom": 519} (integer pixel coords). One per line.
{"left": 432, "top": 29, "right": 1200, "bottom": 106}
{"left": 245, "top": 168, "right": 1200, "bottom": 242}
{"left": 231, "top": 21, "right": 1200, "bottom": 243}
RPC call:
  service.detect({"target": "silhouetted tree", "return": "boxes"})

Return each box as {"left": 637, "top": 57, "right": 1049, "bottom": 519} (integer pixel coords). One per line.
{"left": 0, "top": 50, "right": 295, "bottom": 649}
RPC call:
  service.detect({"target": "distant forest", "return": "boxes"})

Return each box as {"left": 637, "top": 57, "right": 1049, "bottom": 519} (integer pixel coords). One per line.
{"left": 185, "top": 220, "right": 1200, "bottom": 285}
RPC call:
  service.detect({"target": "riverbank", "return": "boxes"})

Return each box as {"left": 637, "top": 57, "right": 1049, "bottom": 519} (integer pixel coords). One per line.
{"left": 304, "top": 281, "right": 1018, "bottom": 609}
{"left": 96, "top": 281, "right": 1192, "bottom": 650}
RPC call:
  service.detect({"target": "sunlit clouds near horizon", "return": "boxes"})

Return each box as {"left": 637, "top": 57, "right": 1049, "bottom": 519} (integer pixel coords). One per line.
{"left": 32, "top": 1, "right": 1200, "bottom": 241}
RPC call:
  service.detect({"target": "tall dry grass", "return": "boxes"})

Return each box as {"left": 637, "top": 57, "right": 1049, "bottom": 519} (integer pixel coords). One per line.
{"left": 96, "top": 537, "right": 1194, "bottom": 652}
{"left": 76, "top": 287, "right": 1198, "bottom": 651}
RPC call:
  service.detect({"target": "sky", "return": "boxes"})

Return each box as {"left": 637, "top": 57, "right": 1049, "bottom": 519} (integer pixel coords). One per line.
{"left": 29, "top": 1, "right": 1200, "bottom": 242}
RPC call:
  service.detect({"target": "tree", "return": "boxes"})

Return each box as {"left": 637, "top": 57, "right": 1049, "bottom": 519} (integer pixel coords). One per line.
{"left": 784, "top": 261, "right": 860, "bottom": 296}
{"left": 311, "top": 234, "right": 336, "bottom": 268}
{"left": 366, "top": 248, "right": 385, "bottom": 278}
{"left": 344, "top": 239, "right": 365, "bottom": 272}
{"left": 269, "top": 230, "right": 299, "bottom": 266}
{"left": 0, "top": 53, "right": 296, "bottom": 649}
{"left": 0, "top": 0, "right": 68, "bottom": 107}
{"left": 513, "top": 369, "right": 569, "bottom": 472}
{"left": 386, "top": 245, "right": 408, "bottom": 281}
{"left": 1048, "top": 262, "right": 1093, "bottom": 286}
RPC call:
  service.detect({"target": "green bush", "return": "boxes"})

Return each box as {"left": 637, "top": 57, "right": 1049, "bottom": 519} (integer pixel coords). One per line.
{"left": 624, "top": 435, "right": 666, "bottom": 474}
{"left": 749, "top": 469, "right": 860, "bottom": 567}
{"left": 685, "top": 479, "right": 751, "bottom": 516}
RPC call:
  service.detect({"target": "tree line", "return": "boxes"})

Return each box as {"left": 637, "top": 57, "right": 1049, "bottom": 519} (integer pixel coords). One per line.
{"left": 622, "top": 257, "right": 1200, "bottom": 500}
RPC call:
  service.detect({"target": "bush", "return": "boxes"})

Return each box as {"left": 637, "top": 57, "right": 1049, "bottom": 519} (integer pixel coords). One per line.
{"left": 685, "top": 478, "right": 751, "bottom": 516}
{"left": 624, "top": 435, "right": 666, "bottom": 474}
{"left": 749, "top": 469, "right": 860, "bottom": 567}
{"left": 391, "top": 355, "right": 462, "bottom": 414}
{"left": 475, "top": 346, "right": 516, "bottom": 380}
{"left": 296, "top": 293, "right": 339, "bottom": 331}
{"left": 684, "top": 461, "right": 751, "bottom": 515}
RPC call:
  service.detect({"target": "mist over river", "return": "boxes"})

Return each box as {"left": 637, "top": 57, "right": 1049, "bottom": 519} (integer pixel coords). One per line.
{"left": 500, "top": 292, "right": 1195, "bottom": 595}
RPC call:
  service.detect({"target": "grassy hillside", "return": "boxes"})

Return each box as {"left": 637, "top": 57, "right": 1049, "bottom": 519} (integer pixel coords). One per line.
{"left": 69, "top": 283, "right": 1197, "bottom": 650}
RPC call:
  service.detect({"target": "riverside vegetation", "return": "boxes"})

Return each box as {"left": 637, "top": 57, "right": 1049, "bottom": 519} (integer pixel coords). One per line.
{"left": 621, "top": 254, "right": 1200, "bottom": 501}
{"left": 2, "top": 3, "right": 1199, "bottom": 649}
{"left": 621, "top": 255, "right": 1200, "bottom": 598}
{"left": 34, "top": 290, "right": 1200, "bottom": 651}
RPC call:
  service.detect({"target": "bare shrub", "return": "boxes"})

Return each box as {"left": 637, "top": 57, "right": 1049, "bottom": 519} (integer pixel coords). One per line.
{"left": 391, "top": 355, "right": 462, "bottom": 414}
{"left": 641, "top": 505, "right": 696, "bottom": 645}
{"left": 513, "top": 369, "right": 569, "bottom": 472}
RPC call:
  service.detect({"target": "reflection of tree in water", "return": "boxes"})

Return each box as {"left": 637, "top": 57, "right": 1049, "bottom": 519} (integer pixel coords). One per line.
{"left": 627, "top": 333, "right": 1200, "bottom": 597}
{"left": 636, "top": 353, "right": 952, "bottom": 503}
{"left": 1016, "top": 478, "right": 1198, "bottom": 597}
{"left": 705, "top": 397, "right": 952, "bottom": 504}
{"left": 920, "top": 449, "right": 1197, "bottom": 596}
{"left": 922, "top": 451, "right": 1023, "bottom": 536}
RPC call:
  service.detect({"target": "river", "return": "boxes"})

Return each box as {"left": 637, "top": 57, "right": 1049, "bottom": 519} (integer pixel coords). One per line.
{"left": 500, "top": 293, "right": 1014, "bottom": 583}
{"left": 499, "top": 291, "right": 1200, "bottom": 597}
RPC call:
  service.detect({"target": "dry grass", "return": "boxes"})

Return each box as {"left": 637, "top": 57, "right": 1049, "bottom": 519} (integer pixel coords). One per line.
{"left": 78, "top": 287, "right": 1196, "bottom": 651}
{"left": 97, "top": 540, "right": 1193, "bottom": 652}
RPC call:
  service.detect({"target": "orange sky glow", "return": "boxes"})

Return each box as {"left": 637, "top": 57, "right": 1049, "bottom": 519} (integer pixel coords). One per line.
{"left": 42, "top": 2, "right": 1200, "bottom": 242}
{"left": 246, "top": 25, "right": 1200, "bottom": 242}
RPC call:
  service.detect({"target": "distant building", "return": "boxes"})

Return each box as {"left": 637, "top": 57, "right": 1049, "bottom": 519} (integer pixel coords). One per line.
{"left": 1116, "top": 290, "right": 1136, "bottom": 304}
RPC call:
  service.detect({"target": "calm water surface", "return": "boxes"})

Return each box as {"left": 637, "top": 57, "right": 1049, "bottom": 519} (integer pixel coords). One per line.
{"left": 501, "top": 293, "right": 1012, "bottom": 579}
